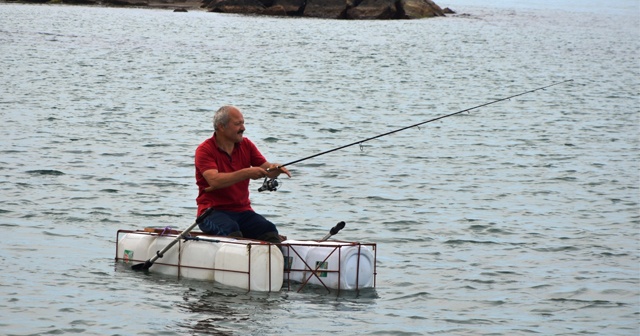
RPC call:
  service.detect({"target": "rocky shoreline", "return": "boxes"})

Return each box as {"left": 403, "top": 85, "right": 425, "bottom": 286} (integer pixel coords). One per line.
{"left": 3, "top": 0, "right": 456, "bottom": 19}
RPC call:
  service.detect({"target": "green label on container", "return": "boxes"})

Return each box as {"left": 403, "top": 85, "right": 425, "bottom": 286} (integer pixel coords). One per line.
{"left": 123, "top": 249, "right": 134, "bottom": 262}
{"left": 315, "top": 261, "right": 328, "bottom": 278}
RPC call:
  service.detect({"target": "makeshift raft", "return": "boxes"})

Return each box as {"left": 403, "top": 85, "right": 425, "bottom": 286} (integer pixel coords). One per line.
{"left": 115, "top": 228, "right": 377, "bottom": 292}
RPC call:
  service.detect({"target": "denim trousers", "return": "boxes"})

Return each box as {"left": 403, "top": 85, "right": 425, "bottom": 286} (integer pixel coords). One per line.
{"left": 198, "top": 209, "right": 278, "bottom": 239}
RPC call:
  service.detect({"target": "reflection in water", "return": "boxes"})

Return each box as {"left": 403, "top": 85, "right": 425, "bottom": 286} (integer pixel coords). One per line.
{"left": 109, "top": 264, "right": 383, "bottom": 336}
{"left": 174, "top": 283, "right": 381, "bottom": 335}
{"left": 173, "top": 276, "right": 381, "bottom": 334}
{"left": 177, "top": 289, "right": 244, "bottom": 336}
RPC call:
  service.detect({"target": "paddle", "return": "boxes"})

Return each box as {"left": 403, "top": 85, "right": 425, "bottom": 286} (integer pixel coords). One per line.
{"left": 132, "top": 208, "right": 214, "bottom": 271}
{"left": 320, "top": 221, "right": 345, "bottom": 241}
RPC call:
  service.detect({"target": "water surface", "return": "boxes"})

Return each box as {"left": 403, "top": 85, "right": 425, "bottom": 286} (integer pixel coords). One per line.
{"left": 0, "top": 1, "right": 638, "bottom": 335}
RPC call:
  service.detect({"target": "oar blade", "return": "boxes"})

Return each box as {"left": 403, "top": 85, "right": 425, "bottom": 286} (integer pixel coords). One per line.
{"left": 131, "top": 260, "right": 153, "bottom": 272}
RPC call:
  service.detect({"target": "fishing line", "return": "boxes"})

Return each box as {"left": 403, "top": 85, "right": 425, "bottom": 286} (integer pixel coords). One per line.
{"left": 259, "top": 79, "right": 573, "bottom": 191}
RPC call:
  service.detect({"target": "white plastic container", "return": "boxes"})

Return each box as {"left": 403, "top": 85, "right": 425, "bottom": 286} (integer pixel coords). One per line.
{"left": 214, "top": 241, "right": 284, "bottom": 292}
{"left": 178, "top": 240, "right": 219, "bottom": 281}
{"left": 117, "top": 233, "right": 155, "bottom": 263}
{"left": 176, "top": 237, "right": 239, "bottom": 281}
{"left": 146, "top": 236, "right": 184, "bottom": 277}
{"left": 280, "top": 240, "right": 314, "bottom": 283}
{"left": 303, "top": 242, "right": 375, "bottom": 290}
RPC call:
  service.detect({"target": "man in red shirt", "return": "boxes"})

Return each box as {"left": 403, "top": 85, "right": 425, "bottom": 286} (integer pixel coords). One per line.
{"left": 195, "top": 105, "right": 291, "bottom": 244}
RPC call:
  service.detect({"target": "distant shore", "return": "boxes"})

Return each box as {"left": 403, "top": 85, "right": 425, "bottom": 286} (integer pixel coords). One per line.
{"left": 1, "top": 0, "right": 206, "bottom": 11}
{"left": 1, "top": 0, "right": 454, "bottom": 19}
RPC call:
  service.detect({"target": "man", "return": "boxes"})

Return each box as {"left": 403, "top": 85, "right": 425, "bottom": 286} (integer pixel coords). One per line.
{"left": 194, "top": 105, "right": 291, "bottom": 244}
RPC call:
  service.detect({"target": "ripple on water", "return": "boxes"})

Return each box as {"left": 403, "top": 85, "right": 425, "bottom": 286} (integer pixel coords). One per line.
{"left": 0, "top": 3, "right": 638, "bottom": 336}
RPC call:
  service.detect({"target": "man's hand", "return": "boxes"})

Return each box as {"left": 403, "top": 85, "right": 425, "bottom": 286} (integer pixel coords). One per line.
{"left": 246, "top": 166, "right": 270, "bottom": 180}
{"left": 203, "top": 167, "right": 270, "bottom": 192}
{"left": 264, "top": 164, "right": 291, "bottom": 179}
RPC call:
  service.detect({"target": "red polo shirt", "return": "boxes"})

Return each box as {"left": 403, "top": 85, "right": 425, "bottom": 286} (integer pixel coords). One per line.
{"left": 195, "top": 134, "right": 267, "bottom": 215}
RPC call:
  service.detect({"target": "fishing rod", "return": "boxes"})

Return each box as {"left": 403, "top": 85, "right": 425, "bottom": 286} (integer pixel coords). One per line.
{"left": 259, "top": 79, "right": 573, "bottom": 192}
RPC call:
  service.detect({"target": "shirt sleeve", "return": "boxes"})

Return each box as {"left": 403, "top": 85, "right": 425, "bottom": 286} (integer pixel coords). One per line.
{"left": 245, "top": 138, "right": 267, "bottom": 167}
{"left": 195, "top": 140, "right": 219, "bottom": 174}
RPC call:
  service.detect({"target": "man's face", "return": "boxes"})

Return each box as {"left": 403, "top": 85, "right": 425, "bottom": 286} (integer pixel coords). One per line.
{"left": 222, "top": 108, "right": 245, "bottom": 143}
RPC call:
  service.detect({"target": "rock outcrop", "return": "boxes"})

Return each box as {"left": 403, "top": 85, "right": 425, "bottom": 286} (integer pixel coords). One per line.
{"left": 10, "top": 0, "right": 446, "bottom": 19}
{"left": 201, "top": 0, "right": 445, "bottom": 19}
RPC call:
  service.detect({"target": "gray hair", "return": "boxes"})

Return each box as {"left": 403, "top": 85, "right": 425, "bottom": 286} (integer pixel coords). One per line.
{"left": 213, "top": 105, "right": 235, "bottom": 131}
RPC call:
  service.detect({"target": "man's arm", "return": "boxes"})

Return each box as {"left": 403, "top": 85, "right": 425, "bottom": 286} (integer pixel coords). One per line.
{"left": 260, "top": 162, "right": 292, "bottom": 179}
{"left": 203, "top": 167, "right": 269, "bottom": 192}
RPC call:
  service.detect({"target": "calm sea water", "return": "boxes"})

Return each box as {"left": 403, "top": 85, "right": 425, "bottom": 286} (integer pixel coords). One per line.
{"left": 1, "top": 0, "right": 638, "bottom": 335}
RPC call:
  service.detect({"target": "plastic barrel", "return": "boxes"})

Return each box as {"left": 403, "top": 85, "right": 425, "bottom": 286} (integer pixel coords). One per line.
{"left": 179, "top": 239, "right": 220, "bottom": 281}
{"left": 304, "top": 243, "right": 375, "bottom": 290}
{"left": 145, "top": 236, "right": 185, "bottom": 276}
{"left": 280, "top": 240, "right": 313, "bottom": 283}
{"left": 117, "top": 233, "right": 155, "bottom": 263}
{"left": 214, "top": 241, "right": 284, "bottom": 292}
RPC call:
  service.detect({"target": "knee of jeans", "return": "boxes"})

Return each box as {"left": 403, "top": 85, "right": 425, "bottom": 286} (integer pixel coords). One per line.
{"left": 199, "top": 218, "right": 239, "bottom": 236}
{"left": 264, "top": 222, "right": 278, "bottom": 234}
{"left": 198, "top": 222, "right": 216, "bottom": 235}
{"left": 257, "top": 231, "right": 281, "bottom": 244}
{"left": 228, "top": 231, "right": 243, "bottom": 238}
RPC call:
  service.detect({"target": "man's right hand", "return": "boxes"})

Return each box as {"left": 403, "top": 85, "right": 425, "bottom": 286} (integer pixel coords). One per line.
{"left": 203, "top": 167, "right": 268, "bottom": 192}
{"left": 245, "top": 167, "right": 269, "bottom": 180}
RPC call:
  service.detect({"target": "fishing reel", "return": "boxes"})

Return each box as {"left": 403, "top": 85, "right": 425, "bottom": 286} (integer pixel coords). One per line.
{"left": 258, "top": 177, "right": 279, "bottom": 192}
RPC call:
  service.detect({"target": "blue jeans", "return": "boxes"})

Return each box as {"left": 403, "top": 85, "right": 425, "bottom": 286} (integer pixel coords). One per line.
{"left": 198, "top": 209, "right": 278, "bottom": 239}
